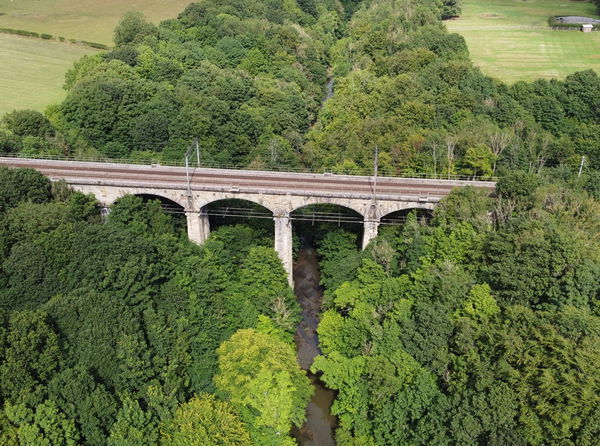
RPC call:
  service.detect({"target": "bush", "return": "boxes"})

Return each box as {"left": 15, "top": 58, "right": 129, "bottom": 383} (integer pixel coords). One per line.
{"left": 2, "top": 110, "right": 54, "bottom": 138}
{"left": 0, "top": 27, "right": 40, "bottom": 38}
{"left": 80, "top": 41, "right": 109, "bottom": 50}
{"left": 40, "top": 33, "right": 53, "bottom": 40}
{"left": 496, "top": 170, "right": 540, "bottom": 200}
{"left": 113, "top": 12, "right": 158, "bottom": 46}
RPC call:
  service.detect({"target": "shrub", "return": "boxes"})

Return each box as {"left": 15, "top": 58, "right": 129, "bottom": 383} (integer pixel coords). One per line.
{"left": 0, "top": 27, "right": 40, "bottom": 38}
{"left": 80, "top": 41, "right": 109, "bottom": 50}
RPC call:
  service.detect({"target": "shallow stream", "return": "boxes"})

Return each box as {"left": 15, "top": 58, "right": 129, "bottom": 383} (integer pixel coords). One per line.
{"left": 293, "top": 245, "right": 337, "bottom": 446}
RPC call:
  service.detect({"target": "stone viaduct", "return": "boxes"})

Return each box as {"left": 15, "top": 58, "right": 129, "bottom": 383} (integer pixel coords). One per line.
{"left": 0, "top": 158, "right": 496, "bottom": 284}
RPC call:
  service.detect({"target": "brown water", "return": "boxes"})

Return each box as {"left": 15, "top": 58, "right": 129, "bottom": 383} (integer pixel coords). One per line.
{"left": 293, "top": 246, "right": 337, "bottom": 446}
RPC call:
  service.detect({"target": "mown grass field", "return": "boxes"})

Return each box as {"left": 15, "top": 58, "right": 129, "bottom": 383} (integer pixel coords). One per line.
{"left": 0, "top": 0, "right": 191, "bottom": 45}
{"left": 0, "top": 34, "right": 96, "bottom": 116}
{"left": 0, "top": 0, "right": 191, "bottom": 115}
{"left": 446, "top": 0, "right": 600, "bottom": 83}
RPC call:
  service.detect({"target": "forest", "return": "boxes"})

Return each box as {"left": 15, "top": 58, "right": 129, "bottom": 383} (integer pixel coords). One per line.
{"left": 0, "top": 166, "right": 308, "bottom": 445}
{"left": 0, "top": 0, "right": 599, "bottom": 176}
{"left": 1, "top": 0, "right": 600, "bottom": 444}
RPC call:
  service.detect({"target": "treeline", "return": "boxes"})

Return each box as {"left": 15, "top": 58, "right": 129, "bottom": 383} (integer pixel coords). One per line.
{"left": 1, "top": 0, "right": 343, "bottom": 167}
{"left": 311, "top": 170, "right": 600, "bottom": 445}
{"left": 304, "top": 0, "right": 600, "bottom": 178}
{"left": 0, "top": 166, "right": 310, "bottom": 445}
{"left": 1, "top": 0, "right": 599, "bottom": 178}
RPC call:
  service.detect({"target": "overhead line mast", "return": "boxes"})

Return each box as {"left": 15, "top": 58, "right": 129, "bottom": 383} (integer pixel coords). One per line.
{"left": 184, "top": 138, "right": 200, "bottom": 197}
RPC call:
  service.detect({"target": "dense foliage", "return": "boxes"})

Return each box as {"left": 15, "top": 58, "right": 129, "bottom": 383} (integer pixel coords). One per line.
{"left": 0, "top": 167, "right": 309, "bottom": 445}
{"left": 1, "top": 0, "right": 344, "bottom": 167}
{"left": 312, "top": 175, "right": 600, "bottom": 445}
{"left": 3, "top": 0, "right": 598, "bottom": 179}
{"left": 1, "top": 0, "right": 600, "bottom": 443}
{"left": 304, "top": 0, "right": 600, "bottom": 177}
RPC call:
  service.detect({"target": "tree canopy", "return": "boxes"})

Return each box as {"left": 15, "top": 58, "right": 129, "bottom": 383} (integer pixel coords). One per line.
{"left": 0, "top": 168, "right": 306, "bottom": 445}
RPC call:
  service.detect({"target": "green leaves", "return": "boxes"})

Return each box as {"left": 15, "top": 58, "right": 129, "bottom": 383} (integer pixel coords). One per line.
{"left": 0, "top": 167, "right": 52, "bottom": 214}
{"left": 483, "top": 218, "right": 600, "bottom": 310}
{"left": 0, "top": 310, "right": 61, "bottom": 406}
{"left": 108, "top": 395, "right": 157, "bottom": 446}
{"left": 458, "top": 284, "right": 500, "bottom": 323}
{"left": 215, "top": 329, "right": 312, "bottom": 444}
{"left": 495, "top": 306, "right": 600, "bottom": 444}
{"left": 5, "top": 400, "right": 80, "bottom": 446}
{"left": 161, "top": 394, "right": 251, "bottom": 446}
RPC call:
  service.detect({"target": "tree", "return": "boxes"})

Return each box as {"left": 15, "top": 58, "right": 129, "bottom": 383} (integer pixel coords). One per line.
{"left": 495, "top": 170, "right": 540, "bottom": 202}
{"left": 494, "top": 306, "right": 600, "bottom": 444}
{"left": 0, "top": 167, "right": 52, "bottom": 214}
{"left": 0, "top": 310, "right": 61, "bottom": 406}
{"left": 2, "top": 110, "right": 54, "bottom": 138}
{"left": 162, "top": 394, "right": 252, "bottom": 446}
{"left": 43, "top": 288, "right": 148, "bottom": 392}
{"left": 47, "top": 366, "right": 117, "bottom": 445}
{"left": 438, "top": 0, "right": 462, "bottom": 19}
{"left": 237, "top": 246, "right": 299, "bottom": 333}
{"left": 108, "top": 195, "right": 181, "bottom": 238}
{"left": 3, "top": 202, "right": 72, "bottom": 248}
{"left": 107, "top": 395, "right": 158, "bottom": 446}
{"left": 461, "top": 144, "right": 495, "bottom": 179}
{"left": 59, "top": 73, "right": 152, "bottom": 149}
{"left": 214, "top": 329, "right": 312, "bottom": 445}
{"left": 317, "top": 229, "right": 361, "bottom": 291}
{"left": 0, "top": 409, "right": 19, "bottom": 446}
{"left": 113, "top": 12, "right": 158, "bottom": 46}
{"left": 483, "top": 218, "right": 600, "bottom": 310}
{"left": 5, "top": 400, "right": 79, "bottom": 446}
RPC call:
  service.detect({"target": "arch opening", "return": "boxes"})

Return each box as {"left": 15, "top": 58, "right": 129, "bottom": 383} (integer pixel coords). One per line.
{"left": 134, "top": 194, "right": 185, "bottom": 214}
{"left": 203, "top": 198, "right": 274, "bottom": 236}
{"left": 291, "top": 204, "right": 364, "bottom": 249}
{"left": 380, "top": 207, "right": 433, "bottom": 226}
{"left": 133, "top": 193, "right": 187, "bottom": 230}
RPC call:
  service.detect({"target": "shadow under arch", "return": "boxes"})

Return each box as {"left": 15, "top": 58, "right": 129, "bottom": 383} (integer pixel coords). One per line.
{"left": 202, "top": 198, "right": 275, "bottom": 235}
{"left": 290, "top": 203, "right": 365, "bottom": 249}
{"left": 380, "top": 207, "right": 433, "bottom": 226}
{"left": 133, "top": 193, "right": 186, "bottom": 215}
{"left": 109, "top": 193, "right": 188, "bottom": 232}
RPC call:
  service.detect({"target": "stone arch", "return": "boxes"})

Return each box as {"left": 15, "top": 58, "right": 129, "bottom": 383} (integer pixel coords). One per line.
{"left": 290, "top": 201, "right": 374, "bottom": 251}
{"left": 288, "top": 197, "right": 367, "bottom": 218}
{"left": 195, "top": 193, "right": 277, "bottom": 215}
{"left": 191, "top": 196, "right": 291, "bottom": 283}
{"left": 132, "top": 193, "right": 186, "bottom": 215}
{"left": 290, "top": 202, "right": 364, "bottom": 226}
{"left": 380, "top": 205, "right": 434, "bottom": 225}
{"left": 378, "top": 201, "right": 435, "bottom": 217}
{"left": 200, "top": 197, "right": 274, "bottom": 230}
{"left": 128, "top": 188, "right": 188, "bottom": 209}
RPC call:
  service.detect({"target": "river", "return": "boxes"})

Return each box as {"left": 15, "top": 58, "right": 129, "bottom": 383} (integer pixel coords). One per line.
{"left": 293, "top": 244, "right": 337, "bottom": 445}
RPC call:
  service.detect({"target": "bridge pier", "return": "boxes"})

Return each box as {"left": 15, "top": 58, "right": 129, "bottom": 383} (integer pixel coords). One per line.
{"left": 362, "top": 219, "right": 379, "bottom": 250}
{"left": 274, "top": 214, "right": 293, "bottom": 286}
{"left": 186, "top": 209, "right": 211, "bottom": 245}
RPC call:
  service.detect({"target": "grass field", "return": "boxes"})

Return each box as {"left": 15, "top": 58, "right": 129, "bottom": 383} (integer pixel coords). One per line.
{"left": 0, "top": 0, "right": 191, "bottom": 115}
{"left": 0, "top": 0, "right": 192, "bottom": 45}
{"left": 446, "top": 0, "right": 600, "bottom": 83}
{"left": 0, "top": 34, "right": 96, "bottom": 116}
